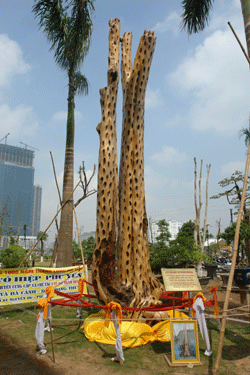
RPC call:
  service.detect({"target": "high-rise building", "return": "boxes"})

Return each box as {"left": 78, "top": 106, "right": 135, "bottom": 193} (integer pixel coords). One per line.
{"left": 148, "top": 219, "right": 183, "bottom": 243}
{"left": 31, "top": 185, "right": 42, "bottom": 236}
{"left": 0, "top": 143, "right": 41, "bottom": 237}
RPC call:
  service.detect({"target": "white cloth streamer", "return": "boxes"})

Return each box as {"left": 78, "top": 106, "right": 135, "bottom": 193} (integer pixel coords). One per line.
{"left": 111, "top": 310, "right": 124, "bottom": 363}
{"left": 193, "top": 296, "right": 212, "bottom": 356}
{"left": 35, "top": 307, "right": 45, "bottom": 350}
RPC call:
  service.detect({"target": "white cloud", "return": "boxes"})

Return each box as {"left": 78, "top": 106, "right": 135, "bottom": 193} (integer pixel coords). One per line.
{"left": 168, "top": 24, "right": 250, "bottom": 134}
{"left": 145, "top": 166, "right": 164, "bottom": 188}
{"left": 0, "top": 104, "right": 38, "bottom": 140}
{"left": 145, "top": 88, "right": 163, "bottom": 109}
{"left": 0, "top": 34, "right": 31, "bottom": 87}
{"left": 153, "top": 11, "right": 181, "bottom": 36}
{"left": 52, "top": 110, "right": 83, "bottom": 122}
{"left": 220, "top": 161, "right": 245, "bottom": 175}
{"left": 151, "top": 146, "right": 187, "bottom": 164}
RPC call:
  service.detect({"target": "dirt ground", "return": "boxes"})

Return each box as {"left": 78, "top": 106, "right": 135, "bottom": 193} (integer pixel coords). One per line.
{"left": 1, "top": 275, "right": 250, "bottom": 375}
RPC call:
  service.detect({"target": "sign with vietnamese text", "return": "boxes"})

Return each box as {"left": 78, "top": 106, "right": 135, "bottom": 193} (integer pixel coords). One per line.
{"left": 0, "top": 265, "right": 87, "bottom": 306}
{"left": 161, "top": 268, "right": 201, "bottom": 292}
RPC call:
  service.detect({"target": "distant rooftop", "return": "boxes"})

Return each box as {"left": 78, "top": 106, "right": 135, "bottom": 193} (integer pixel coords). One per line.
{"left": 0, "top": 144, "right": 34, "bottom": 167}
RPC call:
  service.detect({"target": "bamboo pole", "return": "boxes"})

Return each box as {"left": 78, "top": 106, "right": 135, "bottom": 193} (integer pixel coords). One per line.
{"left": 173, "top": 292, "right": 175, "bottom": 318}
{"left": 214, "top": 133, "right": 250, "bottom": 374}
{"left": 73, "top": 205, "right": 87, "bottom": 280}
{"left": 49, "top": 318, "right": 55, "bottom": 363}
{"left": 50, "top": 151, "right": 62, "bottom": 205}
{"left": 228, "top": 22, "right": 250, "bottom": 65}
{"left": 18, "top": 179, "right": 82, "bottom": 267}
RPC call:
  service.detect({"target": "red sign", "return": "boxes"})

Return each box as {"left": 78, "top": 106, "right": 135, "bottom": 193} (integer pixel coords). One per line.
{"left": 219, "top": 246, "right": 231, "bottom": 251}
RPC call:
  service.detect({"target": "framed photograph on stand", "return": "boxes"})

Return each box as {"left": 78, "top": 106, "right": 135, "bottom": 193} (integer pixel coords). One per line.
{"left": 170, "top": 319, "right": 200, "bottom": 365}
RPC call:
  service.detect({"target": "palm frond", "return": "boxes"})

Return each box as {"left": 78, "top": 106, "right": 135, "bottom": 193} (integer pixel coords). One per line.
{"left": 239, "top": 127, "right": 250, "bottom": 147}
{"left": 74, "top": 71, "right": 89, "bottom": 95}
{"left": 32, "top": 0, "right": 95, "bottom": 72}
{"left": 32, "top": 0, "right": 69, "bottom": 69}
{"left": 181, "top": 0, "right": 214, "bottom": 35}
{"left": 66, "top": 0, "right": 94, "bottom": 70}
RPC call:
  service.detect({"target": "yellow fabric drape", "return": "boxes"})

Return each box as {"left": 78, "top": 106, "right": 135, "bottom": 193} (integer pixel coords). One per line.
{"left": 82, "top": 309, "right": 188, "bottom": 348}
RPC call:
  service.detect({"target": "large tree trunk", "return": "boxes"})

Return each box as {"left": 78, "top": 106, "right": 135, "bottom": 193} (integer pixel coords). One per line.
{"left": 92, "top": 19, "right": 163, "bottom": 318}
{"left": 56, "top": 76, "right": 75, "bottom": 267}
{"left": 92, "top": 18, "right": 121, "bottom": 304}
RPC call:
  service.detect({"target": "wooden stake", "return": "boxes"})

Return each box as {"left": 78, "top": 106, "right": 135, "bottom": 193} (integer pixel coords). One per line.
{"left": 188, "top": 293, "right": 191, "bottom": 317}
{"left": 50, "top": 151, "right": 62, "bottom": 205}
{"left": 73, "top": 205, "right": 87, "bottom": 280}
{"left": 49, "top": 318, "right": 55, "bottom": 363}
{"left": 228, "top": 22, "right": 250, "bottom": 66}
{"left": 18, "top": 179, "right": 82, "bottom": 267}
{"left": 214, "top": 128, "right": 250, "bottom": 375}
{"left": 173, "top": 292, "right": 175, "bottom": 318}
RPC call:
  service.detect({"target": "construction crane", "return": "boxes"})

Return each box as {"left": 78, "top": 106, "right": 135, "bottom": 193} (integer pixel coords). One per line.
{"left": 19, "top": 142, "right": 39, "bottom": 151}
{"left": 0, "top": 133, "right": 10, "bottom": 144}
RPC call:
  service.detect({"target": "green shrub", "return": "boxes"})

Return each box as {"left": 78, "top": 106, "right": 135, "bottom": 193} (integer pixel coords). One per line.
{"left": 0, "top": 245, "right": 29, "bottom": 268}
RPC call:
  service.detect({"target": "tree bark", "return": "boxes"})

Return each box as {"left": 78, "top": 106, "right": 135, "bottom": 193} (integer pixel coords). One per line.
{"left": 241, "top": 0, "right": 250, "bottom": 57}
{"left": 92, "top": 19, "right": 163, "bottom": 318}
{"left": 56, "top": 77, "right": 75, "bottom": 267}
{"left": 92, "top": 18, "right": 121, "bottom": 304}
{"left": 117, "top": 29, "right": 163, "bottom": 311}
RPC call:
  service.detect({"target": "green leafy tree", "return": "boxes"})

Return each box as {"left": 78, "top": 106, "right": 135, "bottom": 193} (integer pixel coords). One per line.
{"left": 167, "top": 232, "right": 206, "bottom": 268}
{"left": 33, "top": 0, "right": 95, "bottom": 267}
{"left": 72, "top": 236, "right": 95, "bottom": 263}
{"left": 155, "top": 219, "right": 171, "bottom": 242}
{"left": 82, "top": 236, "right": 95, "bottom": 262}
{"left": 179, "top": 220, "right": 195, "bottom": 237}
{"left": 149, "top": 241, "right": 168, "bottom": 273}
{"left": 220, "top": 221, "right": 250, "bottom": 263}
{"left": 211, "top": 170, "right": 250, "bottom": 263}
{"left": 37, "top": 231, "right": 48, "bottom": 261}
{"left": 0, "top": 245, "right": 29, "bottom": 268}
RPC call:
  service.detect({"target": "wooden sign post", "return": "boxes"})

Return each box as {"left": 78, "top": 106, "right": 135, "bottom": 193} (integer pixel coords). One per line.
{"left": 161, "top": 268, "right": 202, "bottom": 367}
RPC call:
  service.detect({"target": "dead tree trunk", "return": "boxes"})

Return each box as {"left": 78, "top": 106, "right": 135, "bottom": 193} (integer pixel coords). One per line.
{"left": 194, "top": 158, "right": 202, "bottom": 247}
{"left": 92, "top": 19, "right": 163, "bottom": 316}
{"left": 92, "top": 19, "right": 120, "bottom": 305}
{"left": 117, "top": 29, "right": 163, "bottom": 310}
{"left": 201, "top": 164, "right": 211, "bottom": 252}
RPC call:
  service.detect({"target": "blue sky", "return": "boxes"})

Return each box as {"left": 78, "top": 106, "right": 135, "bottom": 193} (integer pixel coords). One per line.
{"left": 1, "top": 0, "right": 249, "bottom": 243}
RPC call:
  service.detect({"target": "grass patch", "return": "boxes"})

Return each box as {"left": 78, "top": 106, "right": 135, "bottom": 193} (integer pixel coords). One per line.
{"left": 1, "top": 302, "right": 250, "bottom": 375}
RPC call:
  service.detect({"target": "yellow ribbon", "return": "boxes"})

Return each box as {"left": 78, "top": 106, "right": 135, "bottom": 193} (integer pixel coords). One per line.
{"left": 37, "top": 286, "right": 55, "bottom": 320}
{"left": 105, "top": 302, "right": 122, "bottom": 328}
{"left": 209, "top": 286, "right": 219, "bottom": 318}
{"left": 46, "top": 286, "right": 54, "bottom": 301}
{"left": 37, "top": 298, "right": 49, "bottom": 320}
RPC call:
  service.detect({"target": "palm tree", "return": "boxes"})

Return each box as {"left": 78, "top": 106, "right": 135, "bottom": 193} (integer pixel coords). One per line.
{"left": 181, "top": 0, "right": 250, "bottom": 57}
{"left": 37, "top": 230, "right": 48, "bottom": 262}
{"left": 33, "top": 0, "right": 95, "bottom": 267}
{"left": 239, "top": 126, "right": 250, "bottom": 147}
